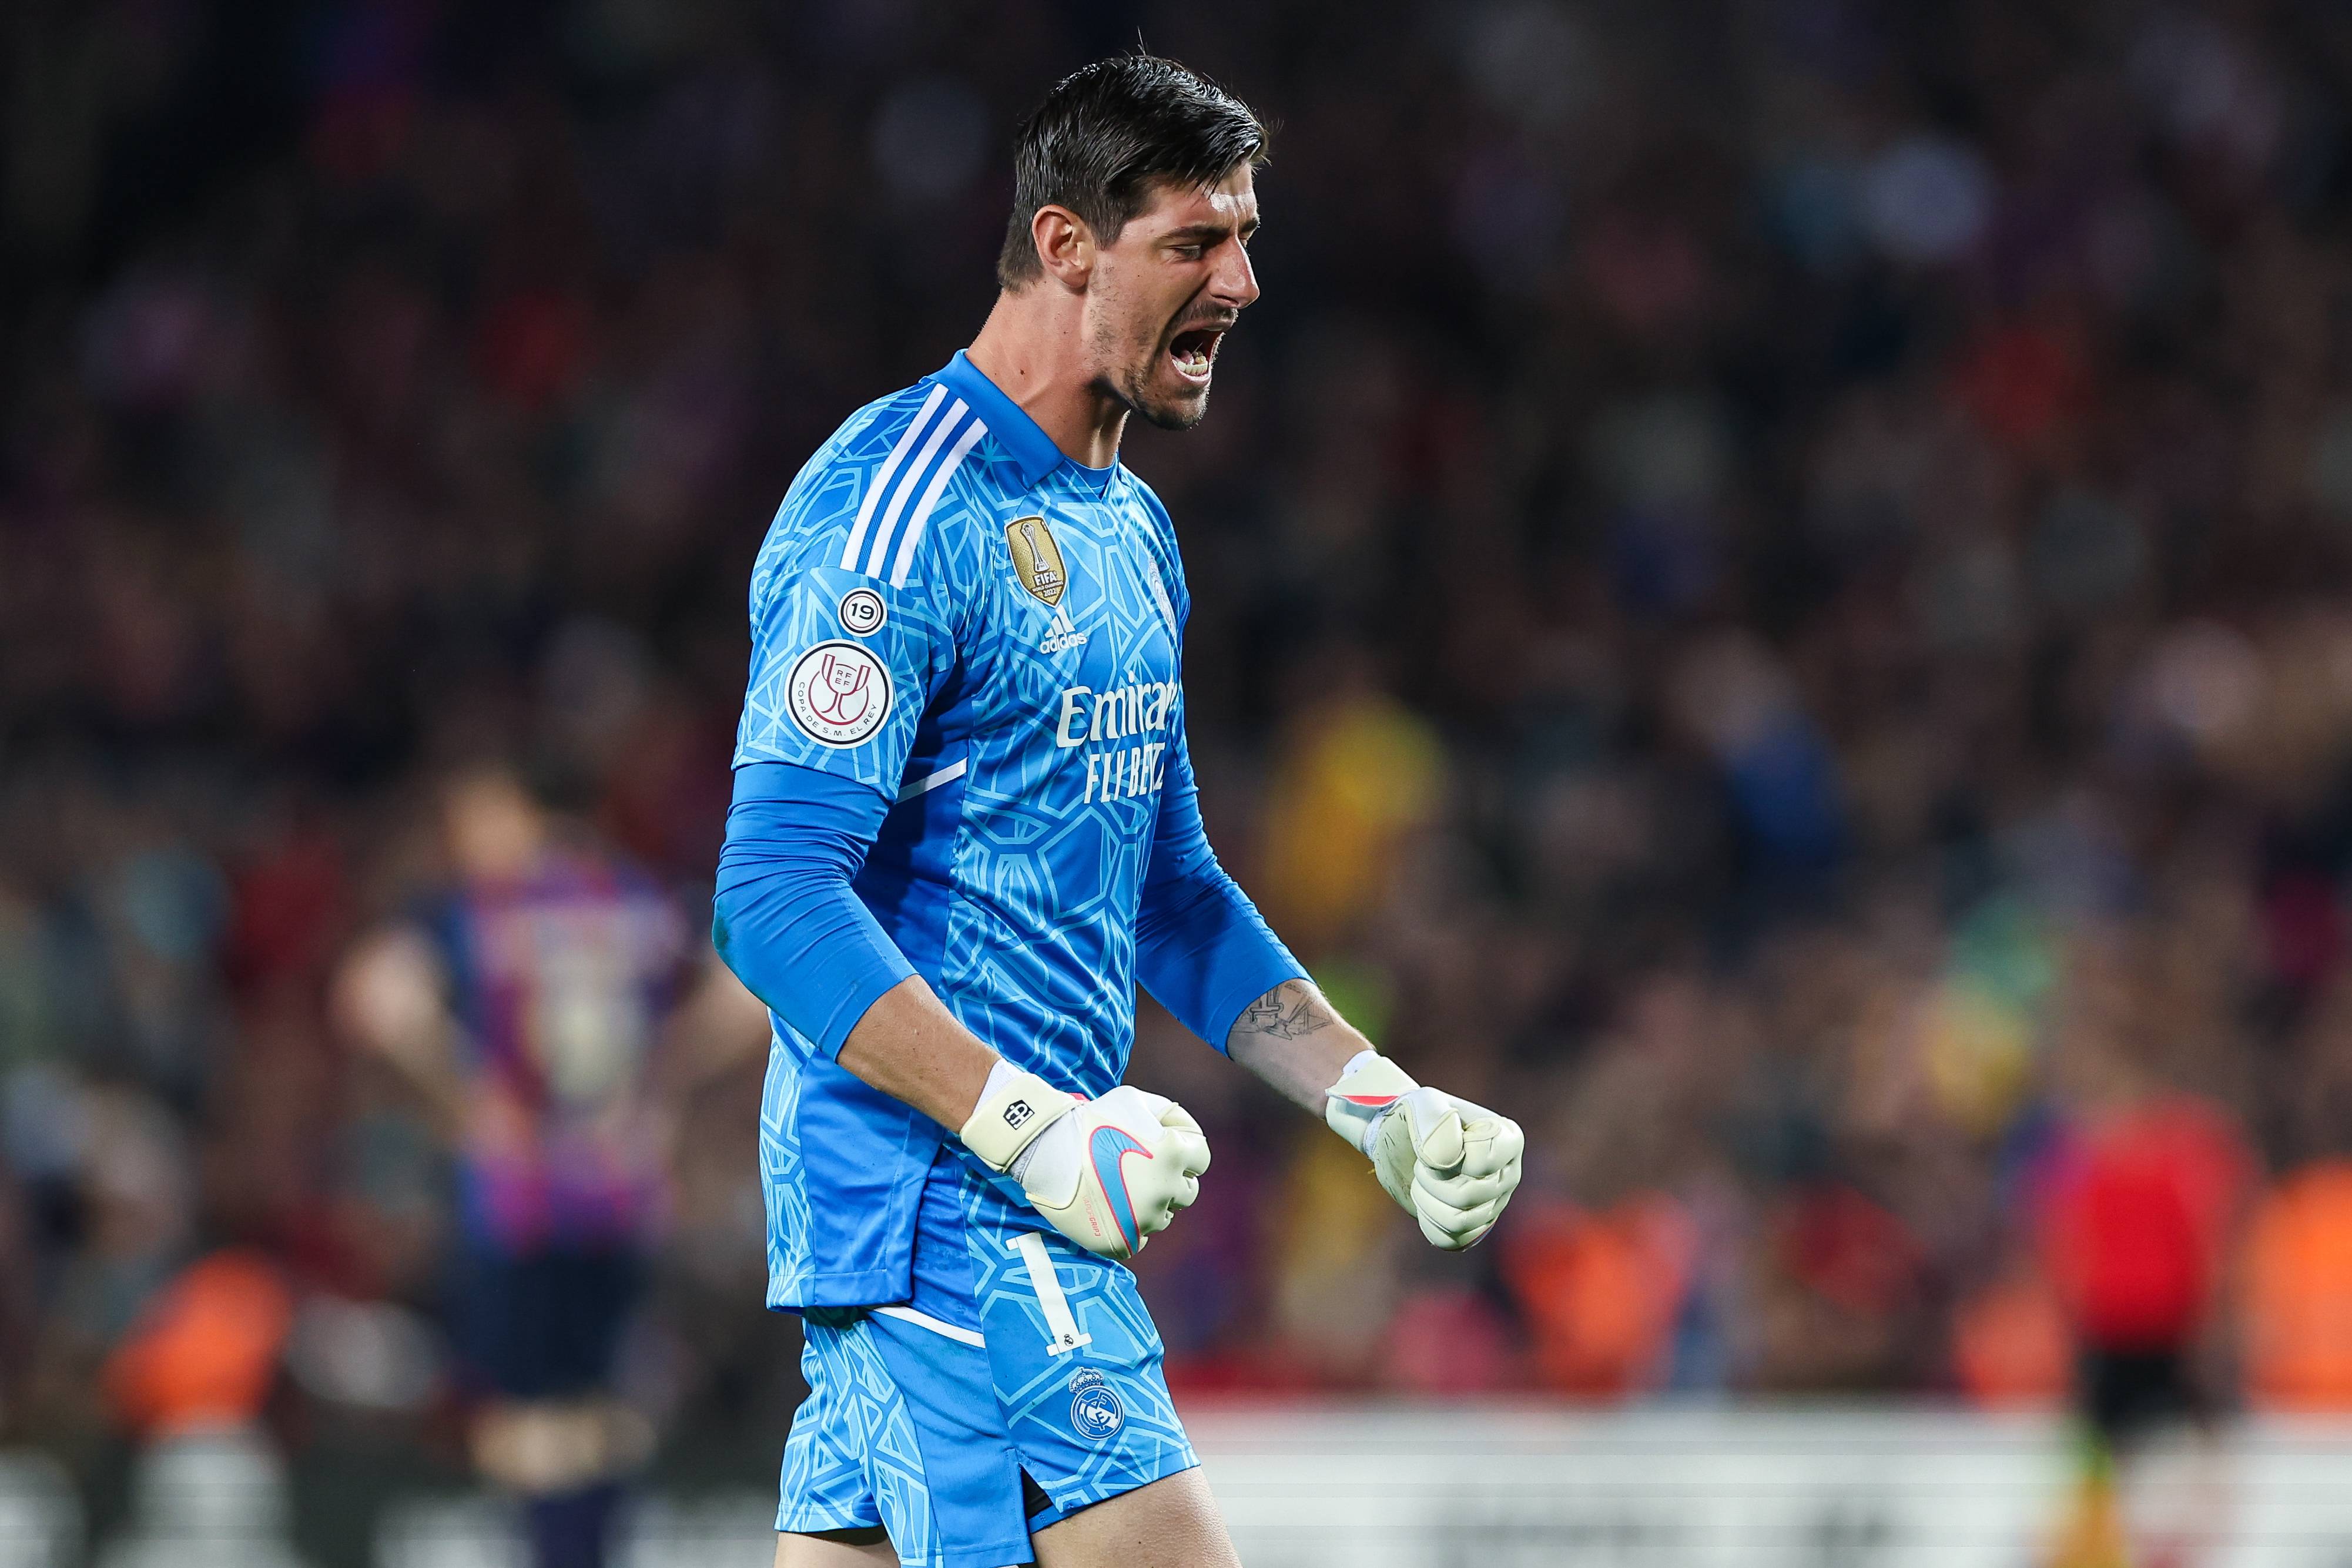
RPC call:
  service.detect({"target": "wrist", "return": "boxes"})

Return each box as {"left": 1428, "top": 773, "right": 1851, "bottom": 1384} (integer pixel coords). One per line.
{"left": 959, "top": 1060, "right": 1074, "bottom": 1171}
{"left": 1008, "top": 1109, "right": 1083, "bottom": 1202}
{"left": 1323, "top": 1051, "right": 1418, "bottom": 1154}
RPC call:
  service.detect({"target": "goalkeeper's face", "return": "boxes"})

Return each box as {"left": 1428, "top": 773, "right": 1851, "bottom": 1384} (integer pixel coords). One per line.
{"left": 1085, "top": 163, "right": 1259, "bottom": 432}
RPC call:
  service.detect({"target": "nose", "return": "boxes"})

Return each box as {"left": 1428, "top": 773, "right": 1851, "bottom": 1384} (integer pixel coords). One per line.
{"left": 1211, "top": 237, "right": 1259, "bottom": 311}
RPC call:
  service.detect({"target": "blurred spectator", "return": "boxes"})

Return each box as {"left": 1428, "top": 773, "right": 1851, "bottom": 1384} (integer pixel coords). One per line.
{"left": 2038, "top": 1092, "right": 2250, "bottom": 1438}
{"left": 2035, "top": 1083, "right": 2252, "bottom": 1568}
{"left": 1500, "top": 1194, "right": 1696, "bottom": 1398}
{"left": 102, "top": 1249, "right": 292, "bottom": 1439}
{"left": 1952, "top": 1264, "right": 2072, "bottom": 1410}
{"left": 96, "top": 1252, "right": 304, "bottom": 1568}
{"left": 1258, "top": 648, "right": 1445, "bottom": 955}
{"left": 2242, "top": 1160, "right": 2352, "bottom": 1410}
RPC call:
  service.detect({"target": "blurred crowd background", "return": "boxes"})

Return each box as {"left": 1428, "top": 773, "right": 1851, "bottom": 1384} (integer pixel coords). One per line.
{"left": 14, "top": 0, "right": 2352, "bottom": 1546}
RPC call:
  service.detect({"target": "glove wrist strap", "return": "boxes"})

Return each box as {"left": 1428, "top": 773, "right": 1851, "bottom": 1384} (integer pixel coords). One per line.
{"left": 1008, "top": 1111, "right": 1082, "bottom": 1201}
{"left": 1324, "top": 1051, "right": 1419, "bottom": 1154}
{"left": 960, "top": 1061, "right": 1073, "bottom": 1172}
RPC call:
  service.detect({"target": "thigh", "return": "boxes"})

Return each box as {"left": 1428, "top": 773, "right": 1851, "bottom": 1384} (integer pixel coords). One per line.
{"left": 1030, "top": 1468, "right": 1239, "bottom": 1568}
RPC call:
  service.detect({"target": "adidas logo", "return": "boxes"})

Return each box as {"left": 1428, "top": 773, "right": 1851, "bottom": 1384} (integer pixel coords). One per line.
{"left": 1040, "top": 604, "right": 1088, "bottom": 654}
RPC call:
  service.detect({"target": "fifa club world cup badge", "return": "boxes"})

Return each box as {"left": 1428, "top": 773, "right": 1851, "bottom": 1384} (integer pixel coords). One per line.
{"left": 785, "top": 641, "right": 890, "bottom": 747}
{"left": 1005, "top": 516, "right": 1068, "bottom": 607}
{"left": 1067, "top": 1368, "right": 1124, "bottom": 1442}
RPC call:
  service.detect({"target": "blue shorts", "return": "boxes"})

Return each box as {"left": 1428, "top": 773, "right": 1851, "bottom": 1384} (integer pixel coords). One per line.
{"left": 777, "top": 1150, "right": 1198, "bottom": 1568}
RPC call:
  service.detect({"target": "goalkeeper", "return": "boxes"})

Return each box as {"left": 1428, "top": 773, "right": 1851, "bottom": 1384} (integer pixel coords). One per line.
{"left": 713, "top": 53, "right": 1523, "bottom": 1568}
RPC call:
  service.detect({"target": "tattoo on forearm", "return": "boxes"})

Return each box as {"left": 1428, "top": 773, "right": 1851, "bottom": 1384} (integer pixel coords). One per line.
{"left": 1234, "top": 981, "right": 1331, "bottom": 1041}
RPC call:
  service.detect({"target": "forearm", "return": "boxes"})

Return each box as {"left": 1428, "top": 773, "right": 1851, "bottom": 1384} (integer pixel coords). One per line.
{"left": 1225, "top": 977, "right": 1374, "bottom": 1114}
{"left": 1134, "top": 727, "right": 1310, "bottom": 1051}
{"left": 331, "top": 929, "right": 470, "bottom": 1131}
{"left": 835, "top": 974, "right": 998, "bottom": 1130}
{"left": 1232, "top": 979, "right": 1529, "bottom": 1256}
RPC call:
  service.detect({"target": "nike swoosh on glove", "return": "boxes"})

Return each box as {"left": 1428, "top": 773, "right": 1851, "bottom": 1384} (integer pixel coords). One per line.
{"left": 1325, "top": 1053, "right": 1524, "bottom": 1249}
{"left": 959, "top": 1064, "right": 1211, "bottom": 1260}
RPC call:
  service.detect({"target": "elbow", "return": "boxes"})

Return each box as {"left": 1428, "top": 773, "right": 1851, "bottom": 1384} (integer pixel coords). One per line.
{"left": 1134, "top": 867, "right": 1239, "bottom": 960}
{"left": 710, "top": 896, "right": 747, "bottom": 987}
{"left": 709, "top": 849, "right": 795, "bottom": 991}
{"left": 1133, "top": 882, "right": 1198, "bottom": 950}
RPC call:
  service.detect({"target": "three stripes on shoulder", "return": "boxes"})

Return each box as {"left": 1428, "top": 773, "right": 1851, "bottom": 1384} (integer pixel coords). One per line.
{"left": 839, "top": 386, "right": 989, "bottom": 589}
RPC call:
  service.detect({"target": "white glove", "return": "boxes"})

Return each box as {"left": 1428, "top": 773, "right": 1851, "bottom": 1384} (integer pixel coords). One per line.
{"left": 959, "top": 1062, "right": 1211, "bottom": 1260}
{"left": 1326, "top": 1051, "right": 1523, "bottom": 1249}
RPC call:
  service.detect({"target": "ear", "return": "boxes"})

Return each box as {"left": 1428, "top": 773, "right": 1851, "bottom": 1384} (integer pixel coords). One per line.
{"left": 1030, "top": 204, "right": 1094, "bottom": 291}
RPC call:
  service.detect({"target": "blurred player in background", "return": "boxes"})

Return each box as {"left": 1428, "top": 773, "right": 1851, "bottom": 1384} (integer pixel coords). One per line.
{"left": 2038, "top": 1063, "right": 2252, "bottom": 1568}
{"left": 337, "top": 764, "right": 765, "bottom": 1568}
{"left": 712, "top": 53, "right": 1526, "bottom": 1568}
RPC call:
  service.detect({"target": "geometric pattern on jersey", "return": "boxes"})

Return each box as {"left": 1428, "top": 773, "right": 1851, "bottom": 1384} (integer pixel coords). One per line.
{"left": 738, "top": 351, "right": 1200, "bottom": 1309}
{"left": 777, "top": 1314, "right": 896, "bottom": 1539}
{"left": 755, "top": 1033, "right": 812, "bottom": 1306}
{"left": 777, "top": 1152, "right": 1199, "bottom": 1565}
{"left": 779, "top": 1310, "right": 1002, "bottom": 1567}
{"left": 937, "top": 1156, "right": 1197, "bottom": 1511}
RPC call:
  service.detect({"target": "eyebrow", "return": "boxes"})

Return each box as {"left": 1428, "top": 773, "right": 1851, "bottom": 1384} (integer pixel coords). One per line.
{"left": 1164, "top": 216, "right": 1261, "bottom": 243}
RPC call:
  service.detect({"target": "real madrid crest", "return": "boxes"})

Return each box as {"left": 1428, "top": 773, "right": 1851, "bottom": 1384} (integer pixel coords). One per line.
{"left": 1067, "top": 1367, "right": 1124, "bottom": 1441}
{"left": 1004, "top": 516, "right": 1068, "bottom": 607}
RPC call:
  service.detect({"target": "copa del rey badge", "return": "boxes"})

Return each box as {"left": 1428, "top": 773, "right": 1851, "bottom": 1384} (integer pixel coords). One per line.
{"left": 1005, "top": 516, "right": 1068, "bottom": 607}
{"left": 786, "top": 640, "right": 890, "bottom": 747}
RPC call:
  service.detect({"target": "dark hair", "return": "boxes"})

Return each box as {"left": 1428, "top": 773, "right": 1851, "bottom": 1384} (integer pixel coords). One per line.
{"left": 997, "top": 53, "right": 1268, "bottom": 289}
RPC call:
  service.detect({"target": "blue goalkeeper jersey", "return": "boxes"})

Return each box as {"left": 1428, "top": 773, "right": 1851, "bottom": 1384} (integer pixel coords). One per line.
{"left": 733, "top": 351, "right": 1299, "bottom": 1309}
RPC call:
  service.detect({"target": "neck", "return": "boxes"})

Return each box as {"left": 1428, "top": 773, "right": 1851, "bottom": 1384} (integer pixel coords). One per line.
{"left": 965, "top": 289, "right": 1127, "bottom": 470}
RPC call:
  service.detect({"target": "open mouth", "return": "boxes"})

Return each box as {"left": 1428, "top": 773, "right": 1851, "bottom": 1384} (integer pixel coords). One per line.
{"left": 1168, "top": 326, "right": 1226, "bottom": 385}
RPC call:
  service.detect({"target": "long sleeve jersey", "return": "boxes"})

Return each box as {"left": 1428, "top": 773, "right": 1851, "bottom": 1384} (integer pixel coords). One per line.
{"left": 716, "top": 350, "right": 1304, "bottom": 1309}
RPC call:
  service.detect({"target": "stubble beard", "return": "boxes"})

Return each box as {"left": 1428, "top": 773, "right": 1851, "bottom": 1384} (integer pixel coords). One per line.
{"left": 1091, "top": 304, "right": 1211, "bottom": 434}
{"left": 1124, "top": 365, "right": 1211, "bottom": 432}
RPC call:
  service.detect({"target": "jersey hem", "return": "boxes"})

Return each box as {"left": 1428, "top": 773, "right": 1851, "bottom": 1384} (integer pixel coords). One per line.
{"left": 774, "top": 1505, "right": 883, "bottom": 1534}
{"left": 766, "top": 1264, "right": 912, "bottom": 1311}
{"left": 920, "top": 1537, "right": 1034, "bottom": 1568}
